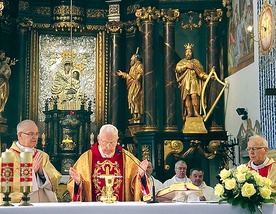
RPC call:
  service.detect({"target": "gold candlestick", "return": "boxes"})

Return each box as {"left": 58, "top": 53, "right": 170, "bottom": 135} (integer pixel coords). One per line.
{"left": 19, "top": 152, "right": 33, "bottom": 206}
{"left": 1, "top": 151, "right": 14, "bottom": 206}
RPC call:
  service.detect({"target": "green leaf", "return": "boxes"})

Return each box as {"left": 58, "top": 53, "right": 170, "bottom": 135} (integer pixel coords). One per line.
{"left": 232, "top": 198, "right": 241, "bottom": 206}
{"left": 248, "top": 203, "right": 256, "bottom": 214}
{"left": 227, "top": 197, "right": 235, "bottom": 205}
{"left": 240, "top": 200, "right": 248, "bottom": 209}
{"left": 263, "top": 198, "right": 276, "bottom": 203}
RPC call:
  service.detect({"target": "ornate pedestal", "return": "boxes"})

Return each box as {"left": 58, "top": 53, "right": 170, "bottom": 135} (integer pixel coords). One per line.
{"left": 43, "top": 108, "right": 92, "bottom": 174}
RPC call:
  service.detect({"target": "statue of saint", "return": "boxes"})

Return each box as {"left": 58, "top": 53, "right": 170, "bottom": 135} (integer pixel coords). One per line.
{"left": 0, "top": 50, "right": 17, "bottom": 121}
{"left": 117, "top": 49, "right": 143, "bottom": 123}
{"left": 175, "top": 43, "right": 208, "bottom": 121}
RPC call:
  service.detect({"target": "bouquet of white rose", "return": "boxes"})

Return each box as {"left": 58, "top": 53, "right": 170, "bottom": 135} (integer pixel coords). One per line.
{"left": 214, "top": 164, "right": 276, "bottom": 214}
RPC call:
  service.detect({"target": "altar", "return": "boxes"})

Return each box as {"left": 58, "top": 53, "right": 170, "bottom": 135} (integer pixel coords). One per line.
{"left": 1, "top": 202, "right": 275, "bottom": 214}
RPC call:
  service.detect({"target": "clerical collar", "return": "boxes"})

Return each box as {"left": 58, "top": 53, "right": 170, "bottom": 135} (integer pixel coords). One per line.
{"left": 175, "top": 176, "right": 188, "bottom": 183}
{"left": 98, "top": 145, "right": 115, "bottom": 158}
{"left": 16, "top": 141, "right": 34, "bottom": 154}
{"left": 251, "top": 157, "right": 269, "bottom": 170}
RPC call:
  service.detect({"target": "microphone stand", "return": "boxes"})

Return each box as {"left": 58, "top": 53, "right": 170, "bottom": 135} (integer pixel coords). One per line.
{"left": 117, "top": 149, "right": 159, "bottom": 203}
{"left": 147, "top": 175, "right": 159, "bottom": 203}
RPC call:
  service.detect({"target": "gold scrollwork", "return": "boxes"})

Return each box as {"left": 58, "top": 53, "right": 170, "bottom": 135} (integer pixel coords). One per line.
{"left": 87, "top": 9, "right": 108, "bottom": 18}
{"left": 18, "top": 17, "right": 34, "bottom": 29}
{"left": 127, "top": 4, "right": 140, "bottom": 15}
{"left": 136, "top": 6, "right": 161, "bottom": 31}
{"left": 160, "top": 8, "right": 180, "bottom": 23}
{"left": 180, "top": 11, "right": 202, "bottom": 30}
{"left": 164, "top": 140, "right": 184, "bottom": 170}
{"left": 174, "top": 140, "right": 200, "bottom": 159}
{"left": 204, "top": 9, "right": 223, "bottom": 26}
{"left": 157, "top": 143, "right": 162, "bottom": 166}
{"left": 124, "top": 20, "right": 138, "bottom": 36}
{"left": 105, "top": 21, "right": 123, "bottom": 33}
{"left": 142, "top": 144, "right": 150, "bottom": 160}
{"left": 222, "top": 0, "right": 232, "bottom": 18}
{"left": 32, "top": 6, "right": 51, "bottom": 16}
{"left": 174, "top": 139, "right": 229, "bottom": 169}
{"left": 19, "top": 1, "right": 29, "bottom": 11}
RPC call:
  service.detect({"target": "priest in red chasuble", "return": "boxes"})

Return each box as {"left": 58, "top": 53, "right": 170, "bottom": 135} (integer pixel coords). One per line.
{"left": 246, "top": 135, "right": 276, "bottom": 191}
{"left": 67, "top": 124, "right": 149, "bottom": 202}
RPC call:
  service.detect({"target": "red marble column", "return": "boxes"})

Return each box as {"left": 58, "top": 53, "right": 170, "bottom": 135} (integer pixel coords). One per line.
{"left": 106, "top": 21, "right": 123, "bottom": 128}
{"left": 161, "top": 9, "right": 179, "bottom": 132}
{"left": 136, "top": 7, "right": 160, "bottom": 131}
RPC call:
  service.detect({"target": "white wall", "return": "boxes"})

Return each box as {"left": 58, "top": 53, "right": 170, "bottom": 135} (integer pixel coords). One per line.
{"left": 224, "top": 61, "right": 260, "bottom": 137}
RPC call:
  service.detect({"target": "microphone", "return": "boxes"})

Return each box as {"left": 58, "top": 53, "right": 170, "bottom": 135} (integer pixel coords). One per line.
{"left": 116, "top": 148, "right": 159, "bottom": 203}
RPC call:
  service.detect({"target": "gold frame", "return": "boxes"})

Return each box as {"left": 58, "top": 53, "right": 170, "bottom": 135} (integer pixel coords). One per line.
{"left": 29, "top": 30, "right": 107, "bottom": 131}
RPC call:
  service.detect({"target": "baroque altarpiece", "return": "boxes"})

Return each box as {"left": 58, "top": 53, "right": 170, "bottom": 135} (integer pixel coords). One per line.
{"left": 0, "top": 0, "right": 235, "bottom": 187}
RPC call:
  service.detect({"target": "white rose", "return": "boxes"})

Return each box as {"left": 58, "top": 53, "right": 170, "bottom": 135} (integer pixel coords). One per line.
{"left": 241, "top": 182, "right": 256, "bottom": 198}
{"left": 224, "top": 178, "right": 236, "bottom": 190}
{"left": 237, "top": 164, "right": 249, "bottom": 173}
{"left": 220, "top": 169, "right": 231, "bottom": 180}
{"left": 214, "top": 183, "right": 224, "bottom": 196}
{"left": 260, "top": 187, "right": 271, "bottom": 199}
{"left": 235, "top": 172, "right": 246, "bottom": 183}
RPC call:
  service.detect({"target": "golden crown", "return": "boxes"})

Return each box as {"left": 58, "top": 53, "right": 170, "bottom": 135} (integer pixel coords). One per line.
{"left": 74, "top": 63, "right": 85, "bottom": 72}
{"left": 61, "top": 50, "right": 76, "bottom": 63}
{"left": 184, "top": 43, "right": 194, "bottom": 50}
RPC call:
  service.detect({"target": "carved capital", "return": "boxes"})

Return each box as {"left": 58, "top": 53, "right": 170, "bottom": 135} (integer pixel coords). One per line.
{"left": 105, "top": 21, "right": 123, "bottom": 33}
{"left": 124, "top": 20, "right": 137, "bottom": 37}
{"left": 204, "top": 9, "right": 223, "bottom": 26}
{"left": 17, "top": 17, "right": 34, "bottom": 29}
{"left": 135, "top": 6, "right": 160, "bottom": 31}
{"left": 161, "top": 9, "right": 180, "bottom": 24}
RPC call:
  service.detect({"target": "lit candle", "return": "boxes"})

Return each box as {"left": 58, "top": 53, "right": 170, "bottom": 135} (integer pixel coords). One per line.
{"left": 1, "top": 151, "right": 14, "bottom": 193}
{"left": 20, "top": 152, "right": 32, "bottom": 193}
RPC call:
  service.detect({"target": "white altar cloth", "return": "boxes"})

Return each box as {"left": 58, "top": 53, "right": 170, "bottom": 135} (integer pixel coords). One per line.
{"left": 0, "top": 201, "right": 275, "bottom": 214}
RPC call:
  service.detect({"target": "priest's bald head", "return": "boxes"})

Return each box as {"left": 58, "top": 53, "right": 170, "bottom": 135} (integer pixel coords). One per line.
{"left": 97, "top": 124, "right": 119, "bottom": 158}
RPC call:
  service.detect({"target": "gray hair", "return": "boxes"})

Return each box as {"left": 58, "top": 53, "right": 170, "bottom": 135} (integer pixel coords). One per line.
{"left": 98, "top": 124, "right": 118, "bottom": 138}
{"left": 248, "top": 134, "right": 268, "bottom": 147}
{"left": 175, "top": 160, "right": 187, "bottom": 169}
{"left": 17, "top": 120, "right": 37, "bottom": 133}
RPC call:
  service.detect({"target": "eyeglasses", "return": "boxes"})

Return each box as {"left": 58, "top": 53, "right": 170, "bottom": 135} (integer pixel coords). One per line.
{"left": 175, "top": 167, "right": 187, "bottom": 171}
{"left": 246, "top": 147, "right": 266, "bottom": 152}
{"left": 101, "top": 140, "right": 117, "bottom": 147}
{"left": 21, "top": 132, "right": 40, "bottom": 137}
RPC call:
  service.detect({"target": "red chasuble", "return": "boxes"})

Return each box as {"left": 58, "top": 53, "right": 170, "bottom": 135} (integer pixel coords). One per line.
{"left": 91, "top": 143, "right": 124, "bottom": 201}
{"left": 247, "top": 159, "right": 275, "bottom": 177}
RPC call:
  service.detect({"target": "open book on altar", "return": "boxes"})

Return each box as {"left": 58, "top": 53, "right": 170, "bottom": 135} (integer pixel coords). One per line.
{"left": 143, "top": 182, "right": 200, "bottom": 203}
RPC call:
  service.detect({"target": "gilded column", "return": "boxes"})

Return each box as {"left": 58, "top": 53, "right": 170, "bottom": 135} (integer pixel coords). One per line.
{"left": 105, "top": 21, "right": 123, "bottom": 128}
{"left": 136, "top": 7, "right": 160, "bottom": 131}
{"left": 204, "top": 9, "right": 224, "bottom": 132}
{"left": 161, "top": 9, "right": 179, "bottom": 132}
